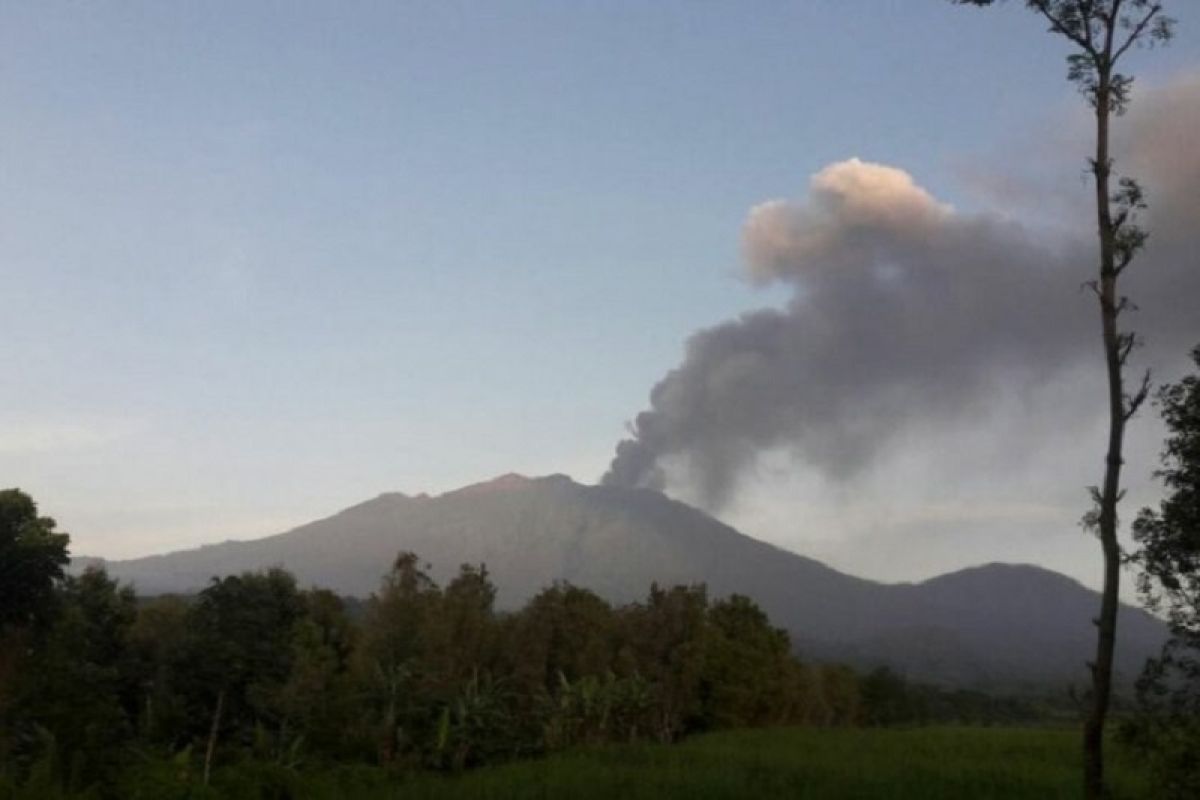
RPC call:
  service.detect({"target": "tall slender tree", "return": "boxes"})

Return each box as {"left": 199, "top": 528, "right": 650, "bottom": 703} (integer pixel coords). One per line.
{"left": 952, "top": 3, "right": 1174, "bottom": 797}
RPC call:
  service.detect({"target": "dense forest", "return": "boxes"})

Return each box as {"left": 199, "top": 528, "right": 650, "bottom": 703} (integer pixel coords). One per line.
{"left": 0, "top": 490, "right": 1051, "bottom": 798}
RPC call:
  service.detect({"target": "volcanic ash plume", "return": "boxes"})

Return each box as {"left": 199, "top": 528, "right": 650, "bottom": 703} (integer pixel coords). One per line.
{"left": 602, "top": 158, "right": 1092, "bottom": 507}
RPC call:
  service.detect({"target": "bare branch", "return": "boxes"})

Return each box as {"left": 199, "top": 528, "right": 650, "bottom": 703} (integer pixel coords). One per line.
{"left": 1123, "top": 368, "right": 1152, "bottom": 421}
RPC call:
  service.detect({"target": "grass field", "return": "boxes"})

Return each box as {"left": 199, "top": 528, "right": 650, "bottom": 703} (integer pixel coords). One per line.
{"left": 313, "top": 726, "right": 1149, "bottom": 800}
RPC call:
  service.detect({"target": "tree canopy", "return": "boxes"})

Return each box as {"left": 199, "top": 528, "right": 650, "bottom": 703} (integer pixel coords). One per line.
{"left": 0, "top": 489, "right": 70, "bottom": 631}
{"left": 1126, "top": 345, "right": 1200, "bottom": 798}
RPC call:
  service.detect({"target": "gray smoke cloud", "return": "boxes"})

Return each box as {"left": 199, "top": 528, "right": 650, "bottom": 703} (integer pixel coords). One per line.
{"left": 603, "top": 77, "right": 1200, "bottom": 509}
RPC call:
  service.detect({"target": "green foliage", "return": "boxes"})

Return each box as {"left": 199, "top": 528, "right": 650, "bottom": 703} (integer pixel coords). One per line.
{"left": 0, "top": 729, "right": 100, "bottom": 800}
{"left": 125, "top": 595, "right": 195, "bottom": 744}
{"left": 700, "top": 594, "right": 794, "bottom": 729}
{"left": 1126, "top": 345, "right": 1200, "bottom": 797}
{"left": 505, "top": 583, "right": 618, "bottom": 694}
{"left": 621, "top": 584, "right": 710, "bottom": 740}
{"left": 436, "top": 565, "right": 498, "bottom": 684}
{"left": 0, "top": 489, "right": 70, "bottom": 632}
{"left": 1134, "top": 345, "right": 1200, "bottom": 635}
{"left": 277, "top": 589, "right": 358, "bottom": 758}
{"left": 6, "top": 569, "right": 137, "bottom": 787}
{"left": 429, "top": 670, "right": 514, "bottom": 770}
{"left": 355, "top": 552, "right": 445, "bottom": 766}
{"left": 537, "top": 671, "right": 652, "bottom": 750}
{"left": 175, "top": 568, "right": 307, "bottom": 777}
{"left": 188, "top": 568, "right": 306, "bottom": 709}
{"left": 861, "top": 667, "right": 918, "bottom": 726}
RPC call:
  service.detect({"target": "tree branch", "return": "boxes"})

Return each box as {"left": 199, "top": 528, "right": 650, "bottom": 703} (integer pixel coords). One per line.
{"left": 1112, "top": 208, "right": 1129, "bottom": 232}
{"left": 1113, "top": 5, "right": 1163, "bottom": 63}
{"left": 1102, "top": 0, "right": 1121, "bottom": 62}
{"left": 1114, "top": 250, "right": 1135, "bottom": 275}
{"left": 1030, "top": 1, "right": 1099, "bottom": 54}
{"left": 1124, "top": 368, "right": 1152, "bottom": 421}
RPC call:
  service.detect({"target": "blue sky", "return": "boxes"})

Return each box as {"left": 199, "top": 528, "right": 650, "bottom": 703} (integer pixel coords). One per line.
{"left": 3, "top": 1, "right": 1198, "bottom": 585}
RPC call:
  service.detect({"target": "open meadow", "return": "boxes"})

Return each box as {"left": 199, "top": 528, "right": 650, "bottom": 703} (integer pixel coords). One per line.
{"left": 165, "top": 726, "right": 1150, "bottom": 800}
{"left": 380, "top": 727, "right": 1149, "bottom": 800}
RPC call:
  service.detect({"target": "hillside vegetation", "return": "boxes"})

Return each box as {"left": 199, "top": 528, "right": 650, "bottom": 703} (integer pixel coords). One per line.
{"left": 2, "top": 494, "right": 1062, "bottom": 799}
{"left": 83, "top": 474, "right": 1166, "bottom": 688}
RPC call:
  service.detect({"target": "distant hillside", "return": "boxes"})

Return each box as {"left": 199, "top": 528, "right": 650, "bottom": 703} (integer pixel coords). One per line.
{"left": 79, "top": 473, "right": 1166, "bottom": 689}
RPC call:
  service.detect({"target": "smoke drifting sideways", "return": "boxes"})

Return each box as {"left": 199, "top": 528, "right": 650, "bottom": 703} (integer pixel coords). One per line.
{"left": 602, "top": 80, "right": 1200, "bottom": 509}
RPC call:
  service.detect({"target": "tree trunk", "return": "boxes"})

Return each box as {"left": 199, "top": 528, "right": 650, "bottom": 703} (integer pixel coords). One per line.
{"left": 204, "top": 688, "right": 225, "bottom": 786}
{"left": 1083, "top": 55, "right": 1123, "bottom": 800}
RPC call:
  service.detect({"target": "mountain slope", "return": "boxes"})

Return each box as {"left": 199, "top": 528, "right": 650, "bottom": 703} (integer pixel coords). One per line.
{"left": 82, "top": 474, "right": 1166, "bottom": 689}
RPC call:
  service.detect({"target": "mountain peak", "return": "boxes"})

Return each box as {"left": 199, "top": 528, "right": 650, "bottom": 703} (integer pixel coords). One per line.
{"left": 458, "top": 473, "right": 535, "bottom": 493}
{"left": 448, "top": 472, "right": 574, "bottom": 496}
{"left": 921, "top": 561, "right": 1084, "bottom": 591}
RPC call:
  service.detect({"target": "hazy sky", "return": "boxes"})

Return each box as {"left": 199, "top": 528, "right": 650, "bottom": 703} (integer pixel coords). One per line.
{"left": 3, "top": 1, "right": 1198, "bottom": 593}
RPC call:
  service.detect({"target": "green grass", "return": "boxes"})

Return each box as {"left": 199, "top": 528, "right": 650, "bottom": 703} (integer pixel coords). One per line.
{"left": 8, "top": 726, "right": 1148, "bottom": 799}
{"left": 317, "top": 726, "right": 1150, "bottom": 800}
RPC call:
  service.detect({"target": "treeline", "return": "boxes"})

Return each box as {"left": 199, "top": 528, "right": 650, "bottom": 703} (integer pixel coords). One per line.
{"left": 1, "top": 495, "right": 1048, "bottom": 798}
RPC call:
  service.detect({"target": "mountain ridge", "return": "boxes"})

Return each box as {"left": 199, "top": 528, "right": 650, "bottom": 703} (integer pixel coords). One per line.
{"left": 75, "top": 473, "right": 1166, "bottom": 690}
